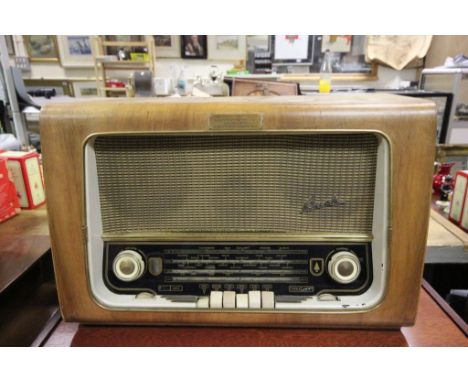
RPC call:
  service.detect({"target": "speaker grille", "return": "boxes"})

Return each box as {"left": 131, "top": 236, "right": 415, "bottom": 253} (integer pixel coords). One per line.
{"left": 94, "top": 134, "right": 378, "bottom": 235}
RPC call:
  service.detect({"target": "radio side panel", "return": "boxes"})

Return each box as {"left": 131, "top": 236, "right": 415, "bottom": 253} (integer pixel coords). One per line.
{"left": 40, "top": 95, "right": 436, "bottom": 328}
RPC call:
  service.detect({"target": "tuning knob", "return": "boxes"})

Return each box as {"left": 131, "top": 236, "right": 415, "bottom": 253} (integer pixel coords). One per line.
{"left": 112, "top": 250, "right": 145, "bottom": 282}
{"left": 327, "top": 251, "right": 361, "bottom": 284}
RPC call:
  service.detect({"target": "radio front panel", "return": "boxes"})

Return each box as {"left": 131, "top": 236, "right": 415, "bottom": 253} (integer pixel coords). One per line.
{"left": 84, "top": 130, "right": 390, "bottom": 312}
{"left": 104, "top": 242, "right": 373, "bottom": 299}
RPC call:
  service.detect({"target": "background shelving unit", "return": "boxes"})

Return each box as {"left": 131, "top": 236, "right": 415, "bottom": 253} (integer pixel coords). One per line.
{"left": 93, "top": 36, "right": 155, "bottom": 97}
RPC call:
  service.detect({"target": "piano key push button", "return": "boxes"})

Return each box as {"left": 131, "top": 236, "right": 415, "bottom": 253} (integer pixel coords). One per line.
{"left": 197, "top": 296, "right": 209, "bottom": 308}
{"left": 210, "top": 291, "right": 223, "bottom": 309}
{"left": 236, "top": 294, "right": 248, "bottom": 309}
{"left": 248, "top": 291, "right": 261, "bottom": 309}
{"left": 223, "top": 291, "right": 236, "bottom": 309}
{"left": 261, "top": 291, "right": 275, "bottom": 309}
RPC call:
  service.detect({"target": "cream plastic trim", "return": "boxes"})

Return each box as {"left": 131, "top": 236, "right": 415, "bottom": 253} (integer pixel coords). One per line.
{"left": 84, "top": 132, "right": 390, "bottom": 312}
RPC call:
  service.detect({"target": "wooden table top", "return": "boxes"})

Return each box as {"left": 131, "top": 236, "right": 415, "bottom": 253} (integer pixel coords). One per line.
{"left": 0, "top": 206, "right": 50, "bottom": 293}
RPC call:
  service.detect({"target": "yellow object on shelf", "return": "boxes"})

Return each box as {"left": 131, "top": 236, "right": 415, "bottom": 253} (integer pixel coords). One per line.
{"left": 129, "top": 52, "right": 149, "bottom": 62}
{"left": 319, "top": 79, "right": 331, "bottom": 93}
{"left": 319, "top": 50, "right": 333, "bottom": 93}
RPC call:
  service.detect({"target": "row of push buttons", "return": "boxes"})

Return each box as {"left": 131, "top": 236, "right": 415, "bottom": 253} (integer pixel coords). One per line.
{"left": 196, "top": 291, "right": 275, "bottom": 309}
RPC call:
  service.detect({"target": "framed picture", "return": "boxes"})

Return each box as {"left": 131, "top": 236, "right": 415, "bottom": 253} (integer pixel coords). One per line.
{"left": 208, "top": 35, "right": 246, "bottom": 60}
{"left": 23, "top": 35, "right": 60, "bottom": 63}
{"left": 24, "top": 79, "right": 73, "bottom": 96}
{"left": 72, "top": 81, "right": 98, "bottom": 98}
{"left": 181, "top": 35, "right": 207, "bottom": 59}
{"left": 321, "top": 35, "right": 352, "bottom": 53}
{"left": 5, "top": 35, "right": 15, "bottom": 56}
{"left": 153, "top": 35, "right": 180, "bottom": 58}
{"left": 396, "top": 91, "right": 453, "bottom": 144}
{"left": 271, "top": 35, "right": 313, "bottom": 65}
{"left": 57, "top": 35, "right": 94, "bottom": 67}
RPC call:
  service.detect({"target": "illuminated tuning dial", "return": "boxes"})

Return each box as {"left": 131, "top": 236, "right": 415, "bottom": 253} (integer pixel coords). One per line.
{"left": 327, "top": 251, "right": 361, "bottom": 284}
{"left": 112, "top": 250, "right": 145, "bottom": 282}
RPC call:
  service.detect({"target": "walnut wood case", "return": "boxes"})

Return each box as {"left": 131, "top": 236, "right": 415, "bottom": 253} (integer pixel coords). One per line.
{"left": 40, "top": 94, "right": 436, "bottom": 328}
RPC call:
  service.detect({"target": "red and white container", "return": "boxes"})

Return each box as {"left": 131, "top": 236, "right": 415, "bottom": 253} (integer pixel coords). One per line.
{"left": 0, "top": 157, "right": 20, "bottom": 223}
{"left": 0, "top": 151, "right": 45, "bottom": 209}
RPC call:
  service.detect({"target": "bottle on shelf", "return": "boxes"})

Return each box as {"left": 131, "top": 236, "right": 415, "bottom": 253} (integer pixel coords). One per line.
{"left": 176, "top": 66, "right": 188, "bottom": 96}
{"left": 319, "top": 50, "right": 333, "bottom": 93}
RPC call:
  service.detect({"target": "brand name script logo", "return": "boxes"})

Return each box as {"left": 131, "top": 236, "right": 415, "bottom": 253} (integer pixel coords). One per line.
{"left": 302, "top": 196, "right": 346, "bottom": 213}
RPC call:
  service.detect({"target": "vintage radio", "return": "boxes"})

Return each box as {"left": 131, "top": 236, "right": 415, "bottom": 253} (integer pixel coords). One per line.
{"left": 41, "top": 94, "right": 436, "bottom": 327}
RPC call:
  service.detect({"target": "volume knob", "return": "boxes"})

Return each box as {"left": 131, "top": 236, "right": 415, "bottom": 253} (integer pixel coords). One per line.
{"left": 113, "top": 250, "right": 145, "bottom": 282}
{"left": 327, "top": 251, "right": 361, "bottom": 284}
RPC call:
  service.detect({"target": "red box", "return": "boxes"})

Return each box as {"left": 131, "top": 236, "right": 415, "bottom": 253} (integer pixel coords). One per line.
{"left": 0, "top": 151, "right": 46, "bottom": 209}
{"left": 0, "top": 157, "right": 20, "bottom": 223}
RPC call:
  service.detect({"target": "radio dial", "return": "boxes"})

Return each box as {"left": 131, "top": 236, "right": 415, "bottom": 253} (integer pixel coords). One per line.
{"left": 327, "top": 251, "right": 361, "bottom": 284}
{"left": 113, "top": 250, "right": 145, "bottom": 282}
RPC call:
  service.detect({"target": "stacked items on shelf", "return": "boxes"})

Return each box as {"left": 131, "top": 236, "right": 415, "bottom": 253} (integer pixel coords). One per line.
{"left": 93, "top": 36, "right": 155, "bottom": 97}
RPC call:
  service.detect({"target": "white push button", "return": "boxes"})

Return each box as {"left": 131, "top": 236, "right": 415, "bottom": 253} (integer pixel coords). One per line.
{"left": 210, "top": 291, "right": 223, "bottom": 309}
{"left": 236, "top": 294, "right": 248, "bottom": 309}
{"left": 261, "top": 291, "right": 275, "bottom": 309}
{"left": 197, "top": 296, "right": 209, "bottom": 308}
{"left": 248, "top": 291, "right": 261, "bottom": 309}
{"left": 223, "top": 291, "right": 236, "bottom": 309}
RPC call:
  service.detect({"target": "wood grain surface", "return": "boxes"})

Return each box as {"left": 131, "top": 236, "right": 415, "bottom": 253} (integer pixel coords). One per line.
{"left": 427, "top": 212, "right": 464, "bottom": 247}
{"left": 430, "top": 208, "right": 468, "bottom": 249}
{"left": 402, "top": 285, "right": 467, "bottom": 346}
{"left": 0, "top": 207, "right": 50, "bottom": 293}
{"left": 40, "top": 94, "right": 437, "bottom": 327}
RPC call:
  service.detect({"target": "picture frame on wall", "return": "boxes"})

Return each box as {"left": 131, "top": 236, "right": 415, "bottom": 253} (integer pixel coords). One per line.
{"left": 321, "top": 35, "right": 352, "bottom": 53}
{"left": 208, "top": 35, "right": 246, "bottom": 60}
{"left": 72, "top": 81, "right": 98, "bottom": 98}
{"left": 153, "top": 35, "right": 180, "bottom": 58}
{"left": 271, "top": 35, "right": 314, "bottom": 65}
{"left": 23, "top": 35, "right": 60, "bottom": 63}
{"left": 181, "top": 35, "right": 207, "bottom": 59}
{"left": 57, "top": 35, "right": 94, "bottom": 67}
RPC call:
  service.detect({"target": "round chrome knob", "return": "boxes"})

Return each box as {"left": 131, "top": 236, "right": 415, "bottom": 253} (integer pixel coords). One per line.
{"left": 112, "top": 250, "right": 145, "bottom": 282}
{"left": 327, "top": 251, "right": 361, "bottom": 284}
